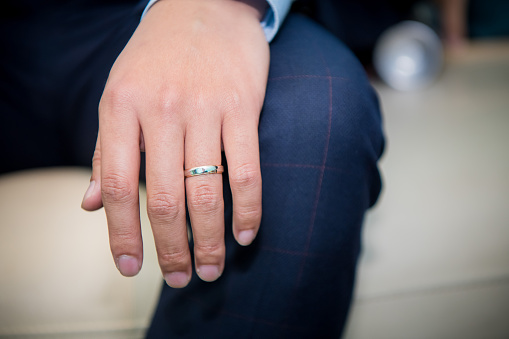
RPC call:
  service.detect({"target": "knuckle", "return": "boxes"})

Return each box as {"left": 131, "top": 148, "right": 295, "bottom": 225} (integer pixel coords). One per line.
{"left": 101, "top": 174, "right": 134, "bottom": 203}
{"left": 154, "top": 87, "right": 180, "bottom": 114}
{"left": 222, "top": 90, "right": 242, "bottom": 115}
{"left": 147, "top": 191, "right": 181, "bottom": 222}
{"left": 193, "top": 241, "right": 224, "bottom": 258}
{"left": 234, "top": 205, "right": 262, "bottom": 225}
{"left": 230, "top": 163, "right": 260, "bottom": 189}
{"left": 92, "top": 149, "right": 101, "bottom": 165}
{"left": 100, "top": 83, "right": 137, "bottom": 113}
{"left": 111, "top": 228, "right": 139, "bottom": 244}
{"left": 159, "top": 248, "right": 189, "bottom": 267}
{"left": 91, "top": 150, "right": 101, "bottom": 170}
{"left": 187, "top": 183, "right": 222, "bottom": 213}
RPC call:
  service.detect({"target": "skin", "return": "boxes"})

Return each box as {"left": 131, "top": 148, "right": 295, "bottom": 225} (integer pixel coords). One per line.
{"left": 81, "top": 0, "right": 269, "bottom": 288}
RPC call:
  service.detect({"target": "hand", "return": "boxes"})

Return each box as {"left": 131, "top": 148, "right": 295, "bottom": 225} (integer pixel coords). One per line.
{"left": 81, "top": 0, "right": 269, "bottom": 288}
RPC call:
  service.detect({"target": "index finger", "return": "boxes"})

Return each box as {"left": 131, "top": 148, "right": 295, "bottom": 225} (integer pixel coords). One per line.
{"left": 99, "top": 104, "right": 143, "bottom": 277}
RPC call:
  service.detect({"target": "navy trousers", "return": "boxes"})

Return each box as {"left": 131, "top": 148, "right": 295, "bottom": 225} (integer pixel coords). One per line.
{"left": 0, "top": 3, "right": 384, "bottom": 338}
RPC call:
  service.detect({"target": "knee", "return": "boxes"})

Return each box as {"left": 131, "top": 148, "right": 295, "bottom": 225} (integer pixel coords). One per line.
{"left": 267, "top": 13, "right": 384, "bottom": 160}
{"left": 328, "top": 76, "right": 385, "bottom": 172}
{"left": 262, "top": 13, "right": 385, "bottom": 206}
{"left": 263, "top": 51, "right": 383, "bottom": 171}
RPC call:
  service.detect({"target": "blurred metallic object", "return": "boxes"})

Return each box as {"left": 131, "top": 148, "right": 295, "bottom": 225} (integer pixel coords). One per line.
{"left": 374, "top": 20, "right": 443, "bottom": 91}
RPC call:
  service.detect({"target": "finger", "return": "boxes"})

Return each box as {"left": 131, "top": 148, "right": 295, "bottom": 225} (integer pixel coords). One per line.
{"left": 222, "top": 115, "right": 262, "bottom": 246}
{"left": 185, "top": 116, "right": 225, "bottom": 282}
{"left": 82, "top": 132, "right": 104, "bottom": 211}
{"left": 100, "top": 105, "right": 143, "bottom": 277}
{"left": 144, "top": 122, "right": 191, "bottom": 288}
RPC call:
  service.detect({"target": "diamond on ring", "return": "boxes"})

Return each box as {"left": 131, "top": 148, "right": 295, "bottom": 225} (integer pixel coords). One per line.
{"left": 184, "top": 165, "right": 224, "bottom": 178}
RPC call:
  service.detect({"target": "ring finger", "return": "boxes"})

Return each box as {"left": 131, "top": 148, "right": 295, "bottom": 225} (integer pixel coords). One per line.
{"left": 185, "top": 115, "right": 225, "bottom": 282}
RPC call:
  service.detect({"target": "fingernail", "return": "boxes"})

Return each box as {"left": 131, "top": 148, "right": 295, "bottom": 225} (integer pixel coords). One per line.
{"left": 116, "top": 255, "right": 140, "bottom": 277}
{"left": 164, "top": 272, "right": 190, "bottom": 288}
{"left": 238, "top": 230, "right": 255, "bottom": 246}
{"left": 196, "top": 265, "right": 221, "bottom": 282}
{"left": 82, "top": 180, "right": 96, "bottom": 203}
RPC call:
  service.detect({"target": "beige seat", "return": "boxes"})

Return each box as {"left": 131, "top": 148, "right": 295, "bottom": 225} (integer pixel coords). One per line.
{"left": 0, "top": 168, "right": 161, "bottom": 339}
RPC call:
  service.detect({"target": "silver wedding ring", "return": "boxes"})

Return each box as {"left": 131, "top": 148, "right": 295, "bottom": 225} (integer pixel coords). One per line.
{"left": 184, "top": 165, "right": 224, "bottom": 178}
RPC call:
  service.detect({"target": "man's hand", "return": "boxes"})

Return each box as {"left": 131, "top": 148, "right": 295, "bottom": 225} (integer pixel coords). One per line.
{"left": 81, "top": 0, "right": 269, "bottom": 288}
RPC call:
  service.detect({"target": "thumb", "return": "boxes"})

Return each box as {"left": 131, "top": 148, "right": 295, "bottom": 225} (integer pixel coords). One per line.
{"left": 81, "top": 132, "right": 103, "bottom": 211}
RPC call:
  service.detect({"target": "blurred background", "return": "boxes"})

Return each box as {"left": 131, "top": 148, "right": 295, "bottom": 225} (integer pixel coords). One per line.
{"left": 1, "top": 0, "right": 508, "bottom": 338}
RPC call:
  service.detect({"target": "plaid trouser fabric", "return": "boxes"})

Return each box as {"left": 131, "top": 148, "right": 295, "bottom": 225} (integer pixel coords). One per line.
{"left": 0, "top": 3, "right": 384, "bottom": 338}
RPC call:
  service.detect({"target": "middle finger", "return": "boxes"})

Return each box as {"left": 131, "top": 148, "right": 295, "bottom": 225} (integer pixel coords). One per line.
{"left": 145, "top": 122, "right": 191, "bottom": 288}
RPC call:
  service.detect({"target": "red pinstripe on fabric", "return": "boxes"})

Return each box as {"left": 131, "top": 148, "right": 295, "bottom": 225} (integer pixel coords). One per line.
{"left": 261, "top": 162, "right": 353, "bottom": 174}
{"left": 295, "top": 62, "right": 334, "bottom": 286}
